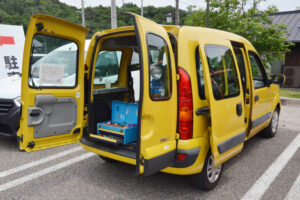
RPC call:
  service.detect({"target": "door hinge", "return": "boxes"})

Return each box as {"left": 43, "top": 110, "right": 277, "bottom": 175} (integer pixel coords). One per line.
{"left": 140, "top": 157, "right": 144, "bottom": 165}
{"left": 175, "top": 133, "right": 180, "bottom": 140}
{"left": 35, "top": 23, "right": 44, "bottom": 31}
{"left": 27, "top": 141, "right": 35, "bottom": 148}
{"left": 176, "top": 74, "right": 180, "bottom": 81}
{"left": 207, "top": 117, "right": 212, "bottom": 127}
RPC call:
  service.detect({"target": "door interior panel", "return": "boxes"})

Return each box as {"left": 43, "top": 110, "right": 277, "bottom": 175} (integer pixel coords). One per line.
{"left": 27, "top": 95, "right": 77, "bottom": 138}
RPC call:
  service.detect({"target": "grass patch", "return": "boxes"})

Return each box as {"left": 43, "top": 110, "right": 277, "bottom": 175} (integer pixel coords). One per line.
{"left": 280, "top": 88, "right": 300, "bottom": 99}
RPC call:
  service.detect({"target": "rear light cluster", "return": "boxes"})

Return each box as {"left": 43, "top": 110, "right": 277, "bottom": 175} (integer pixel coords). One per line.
{"left": 177, "top": 68, "right": 193, "bottom": 140}
{"left": 177, "top": 153, "right": 187, "bottom": 161}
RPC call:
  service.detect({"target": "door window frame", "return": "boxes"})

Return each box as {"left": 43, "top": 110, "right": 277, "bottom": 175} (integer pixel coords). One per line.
{"left": 248, "top": 50, "right": 269, "bottom": 89}
{"left": 93, "top": 50, "right": 123, "bottom": 86}
{"left": 233, "top": 47, "right": 247, "bottom": 96}
{"left": 28, "top": 34, "right": 79, "bottom": 89}
{"left": 146, "top": 32, "right": 173, "bottom": 101}
{"left": 195, "top": 46, "right": 206, "bottom": 100}
{"left": 204, "top": 44, "right": 241, "bottom": 101}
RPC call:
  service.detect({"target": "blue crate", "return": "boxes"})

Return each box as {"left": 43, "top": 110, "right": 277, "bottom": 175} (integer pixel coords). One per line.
{"left": 96, "top": 101, "right": 138, "bottom": 145}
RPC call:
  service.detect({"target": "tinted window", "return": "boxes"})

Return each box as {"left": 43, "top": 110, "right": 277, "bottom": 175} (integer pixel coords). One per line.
{"left": 94, "top": 51, "right": 122, "bottom": 85}
{"left": 147, "top": 34, "right": 172, "bottom": 100}
{"left": 205, "top": 45, "right": 240, "bottom": 100}
{"left": 249, "top": 51, "right": 267, "bottom": 89}
{"left": 29, "top": 34, "right": 78, "bottom": 88}
{"left": 195, "top": 47, "right": 205, "bottom": 100}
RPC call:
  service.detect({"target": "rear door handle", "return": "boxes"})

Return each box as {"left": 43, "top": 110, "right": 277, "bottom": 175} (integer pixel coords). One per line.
{"left": 30, "top": 112, "right": 40, "bottom": 117}
{"left": 254, "top": 95, "right": 259, "bottom": 102}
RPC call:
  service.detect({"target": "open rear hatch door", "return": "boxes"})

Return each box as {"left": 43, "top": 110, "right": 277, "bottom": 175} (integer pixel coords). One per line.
{"left": 133, "top": 14, "right": 178, "bottom": 176}
{"left": 18, "top": 14, "right": 89, "bottom": 151}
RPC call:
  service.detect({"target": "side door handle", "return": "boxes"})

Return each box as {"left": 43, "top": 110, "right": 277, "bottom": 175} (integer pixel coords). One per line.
{"left": 236, "top": 102, "right": 243, "bottom": 116}
{"left": 254, "top": 95, "right": 259, "bottom": 102}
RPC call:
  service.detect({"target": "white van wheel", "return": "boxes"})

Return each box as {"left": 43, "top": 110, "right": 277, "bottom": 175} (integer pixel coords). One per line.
{"left": 189, "top": 152, "right": 222, "bottom": 190}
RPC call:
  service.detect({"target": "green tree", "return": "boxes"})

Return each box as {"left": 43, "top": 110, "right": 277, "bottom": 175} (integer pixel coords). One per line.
{"left": 184, "top": 0, "right": 293, "bottom": 67}
{"left": 0, "top": 0, "right": 187, "bottom": 37}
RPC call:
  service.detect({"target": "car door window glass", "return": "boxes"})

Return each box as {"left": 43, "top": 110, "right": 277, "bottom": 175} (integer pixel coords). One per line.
{"left": 195, "top": 47, "right": 205, "bottom": 100}
{"left": 93, "top": 51, "right": 122, "bottom": 85}
{"left": 205, "top": 45, "right": 240, "bottom": 100}
{"left": 29, "top": 34, "right": 78, "bottom": 88}
{"left": 146, "top": 33, "right": 172, "bottom": 100}
{"left": 249, "top": 51, "right": 268, "bottom": 89}
{"left": 234, "top": 48, "right": 247, "bottom": 95}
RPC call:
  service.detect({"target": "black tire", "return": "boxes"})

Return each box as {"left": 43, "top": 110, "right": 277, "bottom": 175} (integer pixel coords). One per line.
{"left": 261, "top": 109, "right": 279, "bottom": 138}
{"left": 98, "top": 155, "right": 117, "bottom": 163}
{"left": 189, "top": 152, "right": 223, "bottom": 190}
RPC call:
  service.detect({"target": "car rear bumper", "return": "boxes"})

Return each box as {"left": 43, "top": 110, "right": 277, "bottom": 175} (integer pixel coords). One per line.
{"left": 162, "top": 137, "right": 209, "bottom": 175}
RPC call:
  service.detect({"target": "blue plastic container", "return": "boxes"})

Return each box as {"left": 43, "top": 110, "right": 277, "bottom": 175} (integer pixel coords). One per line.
{"left": 97, "top": 101, "right": 138, "bottom": 145}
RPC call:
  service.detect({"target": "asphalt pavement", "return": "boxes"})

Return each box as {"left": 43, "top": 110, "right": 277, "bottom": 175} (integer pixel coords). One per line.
{"left": 0, "top": 105, "right": 299, "bottom": 200}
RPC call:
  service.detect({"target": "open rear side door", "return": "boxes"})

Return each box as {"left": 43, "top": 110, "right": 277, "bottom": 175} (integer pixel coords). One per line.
{"left": 133, "top": 14, "right": 178, "bottom": 176}
{"left": 18, "top": 14, "right": 89, "bottom": 151}
{"left": 199, "top": 40, "right": 246, "bottom": 166}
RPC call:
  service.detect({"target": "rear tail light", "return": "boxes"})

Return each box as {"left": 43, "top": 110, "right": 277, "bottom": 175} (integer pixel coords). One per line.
{"left": 178, "top": 68, "right": 193, "bottom": 140}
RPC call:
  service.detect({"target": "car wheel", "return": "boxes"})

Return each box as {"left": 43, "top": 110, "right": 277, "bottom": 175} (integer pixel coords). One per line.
{"left": 262, "top": 109, "right": 279, "bottom": 138}
{"left": 189, "top": 152, "right": 223, "bottom": 190}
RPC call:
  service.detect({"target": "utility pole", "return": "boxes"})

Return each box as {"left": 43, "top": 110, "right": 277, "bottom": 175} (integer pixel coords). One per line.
{"left": 111, "top": 0, "right": 117, "bottom": 29}
{"left": 141, "top": 0, "right": 143, "bottom": 16}
{"left": 206, "top": 0, "right": 209, "bottom": 27}
{"left": 175, "top": 0, "right": 179, "bottom": 25}
{"left": 81, "top": 0, "right": 85, "bottom": 27}
{"left": 253, "top": 0, "right": 257, "bottom": 9}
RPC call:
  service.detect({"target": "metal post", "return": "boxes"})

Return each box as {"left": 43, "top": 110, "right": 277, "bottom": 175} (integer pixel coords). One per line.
{"left": 111, "top": 0, "right": 117, "bottom": 29}
{"left": 81, "top": 0, "right": 85, "bottom": 27}
{"left": 141, "top": 0, "right": 143, "bottom": 16}
{"left": 175, "top": 0, "right": 179, "bottom": 25}
{"left": 206, "top": 0, "right": 209, "bottom": 27}
{"left": 253, "top": 0, "right": 257, "bottom": 9}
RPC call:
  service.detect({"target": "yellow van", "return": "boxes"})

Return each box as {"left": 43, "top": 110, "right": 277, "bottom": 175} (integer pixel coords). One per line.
{"left": 18, "top": 14, "right": 284, "bottom": 190}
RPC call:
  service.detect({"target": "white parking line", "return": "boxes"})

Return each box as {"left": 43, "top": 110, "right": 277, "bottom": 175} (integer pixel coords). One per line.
{"left": 0, "top": 146, "right": 82, "bottom": 178}
{"left": 284, "top": 171, "right": 300, "bottom": 199}
{"left": 0, "top": 152, "right": 94, "bottom": 192}
{"left": 241, "top": 133, "right": 300, "bottom": 200}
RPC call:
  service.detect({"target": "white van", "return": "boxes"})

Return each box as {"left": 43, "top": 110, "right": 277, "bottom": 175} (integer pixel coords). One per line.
{"left": 0, "top": 40, "right": 91, "bottom": 137}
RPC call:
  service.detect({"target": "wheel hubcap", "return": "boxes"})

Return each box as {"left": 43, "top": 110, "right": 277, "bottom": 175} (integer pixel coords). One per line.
{"left": 271, "top": 111, "right": 279, "bottom": 133}
{"left": 207, "top": 156, "right": 222, "bottom": 183}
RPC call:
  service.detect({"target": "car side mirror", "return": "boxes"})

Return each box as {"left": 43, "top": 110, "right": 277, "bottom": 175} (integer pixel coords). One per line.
{"left": 271, "top": 74, "right": 285, "bottom": 87}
